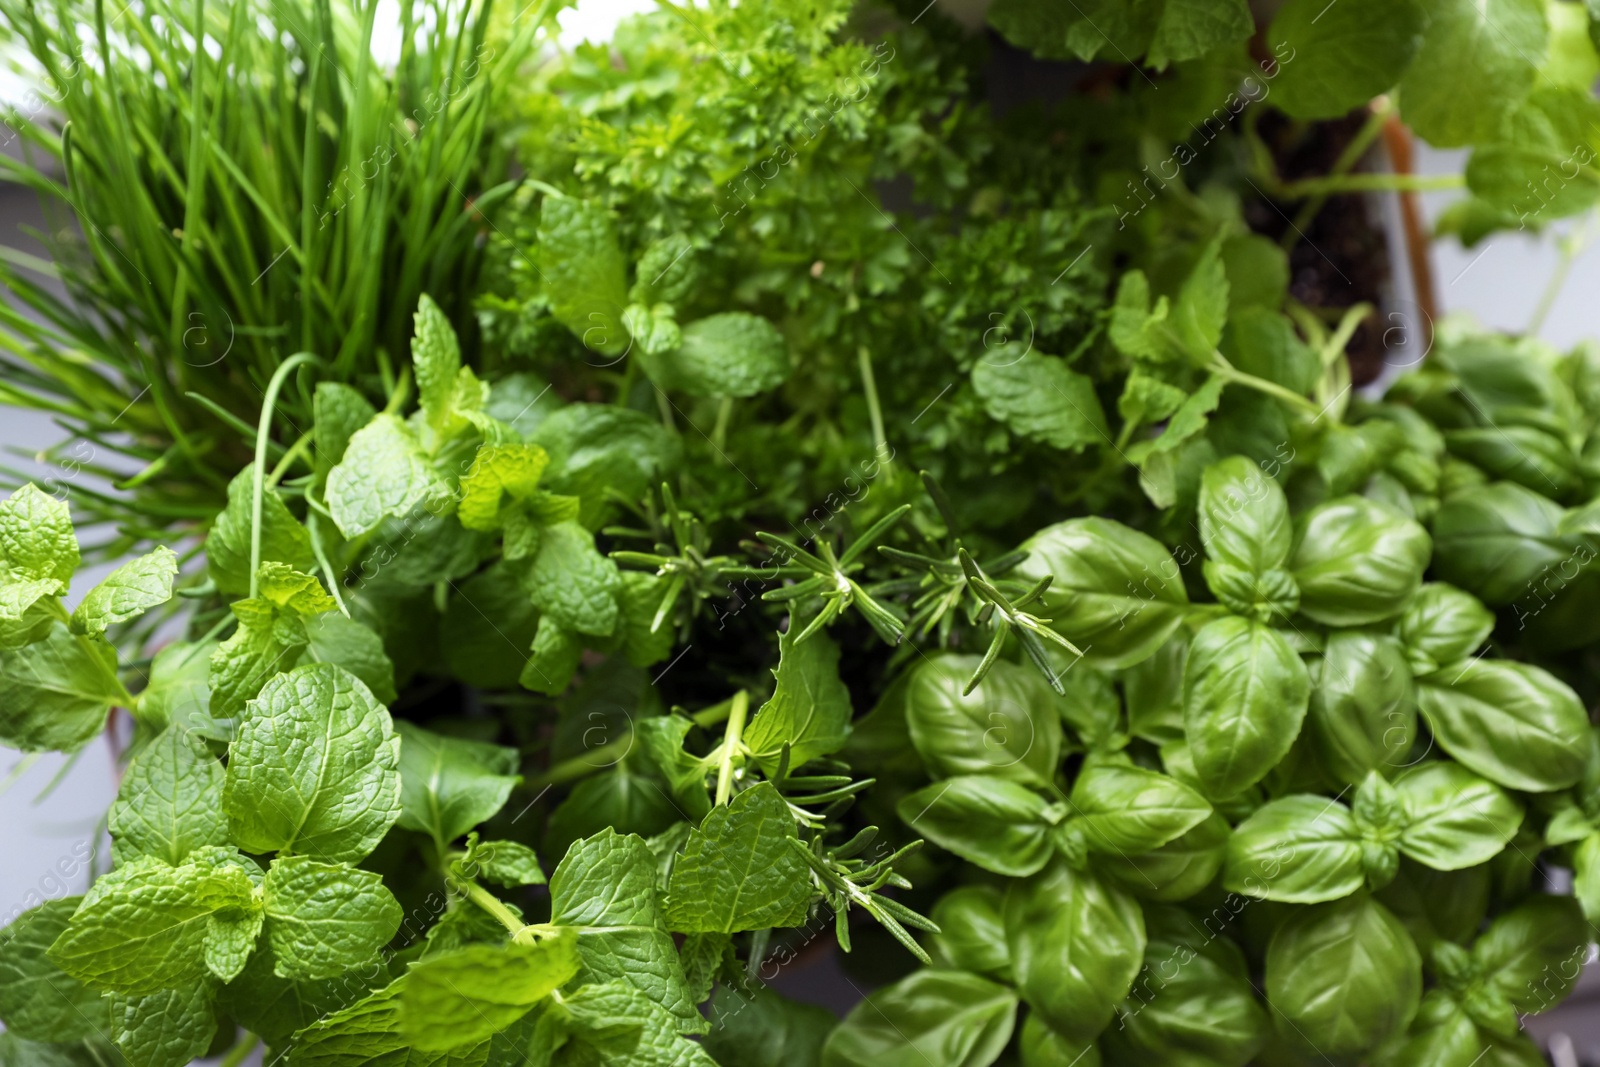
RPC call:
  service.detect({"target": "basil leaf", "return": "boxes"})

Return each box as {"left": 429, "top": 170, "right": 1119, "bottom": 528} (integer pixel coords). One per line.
{"left": 399, "top": 929, "right": 579, "bottom": 1050}
{"left": 742, "top": 624, "right": 851, "bottom": 775}
{"left": 1266, "top": 894, "right": 1421, "bottom": 1058}
{"left": 664, "top": 782, "right": 812, "bottom": 933}
{"left": 1224, "top": 794, "right": 1365, "bottom": 903}
{"left": 897, "top": 776, "right": 1055, "bottom": 878}
{"left": 1016, "top": 518, "right": 1190, "bottom": 668}
{"left": 1101, "top": 903, "right": 1268, "bottom": 1067}
{"left": 971, "top": 352, "right": 1109, "bottom": 452}
{"left": 1017, "top": 1012, "right": 1100, "bottom": 1067}
{"left": 1096, "top": 810, "right": 1229, "bottom": 902}
{"left": 110, "top": 985, "right": 216, "bottom": 1067}
{"left": 1473, "top": 895, "right": 1588, "bottom": 1011}
{"left": 1306, "top": 630, "right": 1416, "bottom": 786}
{"left": 1376, "top": 859, "right": 1491, "bottom": 953}
{"left": 1182, "top": 616, "right": 1310, "bottom": 799}
{"left": 903, "top": 656, "right": 1062, "bottom": 788}
{"left": 395, "top": 721, "right": 520, "bottom": 849}
{"left": 1067, "top": 762, "right": 1210, "bottom": 855}
{"left": 1004, "top": 861, "right": 1144, "bottom": 1043}
{"left": 1415, "top": 659, "right": 1589, "bottom": 792}
{"left": 70, "top": 547, "right": 177, "bottom": 637}
{"left": 1121, "top": 632, "right": 1187, "bottom": 745}
{"left": 645, "top": 312, "right": 790, "bottom": 398}
{"left": 1430, "top": 481, "right": 1573, "bottom": 605}
{"left": 1395, "top": 583, "right": 1495, "bottom": 676}
{"left": 821, "top": 969, "right": 1017, "bottom": 1067}
{"left": 223, "top": 663, "right": 403, "bottom": 863}
{"left": 1393, "top": 763, "right": 1522, "bottom": 870}
{"left": 0, "top": 899, "right": 108, "bottom": 1040}
{"left": 1290, "top": 497, "right": 1431, "bottom": 626}
{"left": 929, "top": 886, "right": 1011, "bottom": 983}
{"left": 109, "top": 724, "right": 227, "bottom": 866}
{"left": 1198, "top": 455, "right": 1291, "bottom": 574}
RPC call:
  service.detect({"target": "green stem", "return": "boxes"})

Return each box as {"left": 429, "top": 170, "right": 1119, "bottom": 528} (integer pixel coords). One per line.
{"left": 858, "top": 346, "right": 889, "bottom": 464}
{"left": 250, "top": 352, "right": 318, "bottom": 598}
{"left": 461, "top": 879, "right": 525, "bottom": 935}
{"left": 1529, "top": 215, "right": 1594, "bottom": 337}
{"left": 266, "top": 430, "right": 314, "bottom": 488}
{"left": 306, "top": 510, "right": 350, "bottom": 618}
{"left": 217, "top": 1034, "right": 260, "bottom": 1067}
{"left": 716, "top": 689, "right": 749, "bottom": 807}
{"left": 711, "top": 396, "right": 733, "bottom": 458}
{"left": 1275, "top": 172, "right": 1462, "bottom": 199}
{"left": 1285, "top": 99, "right": 1394, "bottom": 249}
{"left": 46, "top": 599, "right": 135, "bottom": 707}
{"left": 1207, "top": 356, "right": 1321, "bottom": 418}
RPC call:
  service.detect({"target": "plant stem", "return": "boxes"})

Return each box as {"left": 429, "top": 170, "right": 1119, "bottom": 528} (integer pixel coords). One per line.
{"left": 858, "top": 346, "right": 889, "bottom": 464}
{"left": 218, "top": 1034, "right": 260, "bottom": 1067}
{"left": 266, "top": 430, "right": 314, "bottom": 488}
{"left": 461, "top": 879, "right": 525, "bottom": 935}
{"left": 716, "top": 689, "right": 749, "bottom": 806}
{"left": 1275, "top": 172, "right": 1462, "bottom": 199}
{"left": 1529, "top": 214, "right": 1595, "bottom": 337}
{"left": 250, "top": 352, "right": 318, "bottom": 598}
{"left": 1285, "top": 98, "right": 1394, "bottom": 250}
{"left": 530, "top": 732, "right": 635, "bottom": 788}
{"left": 712, "top": 396, "right": 733, "bottom": 458}
{"left": 1207, "top": 355, "right": 1321, "bottom": 418}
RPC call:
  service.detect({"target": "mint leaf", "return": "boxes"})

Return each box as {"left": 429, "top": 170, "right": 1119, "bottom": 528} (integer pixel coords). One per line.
{"left": 313, "top": 382, "right": 377, "bottom": 471}
{"left": 326, "top": 414, "right": 444, "bottom": 538}
{"left": 442, "top": 563, "right": 540, "bottom": 690}
{"left": 538, "top": 197, "right": 629, "bottom": 357}
{"left": 971, "top": 352, "right": 1108, "bottom": 452}
{"left": 395, "top": 721, "right": 521, "bottom": 848}
{"left": 530, "top": 405, "right": 680, "bottom": 528}
{"left": 109, "top": 724, "right": 227, "bottom": 866}
{"left": 644, "top": 312, "right": 790, "bottom": 398}
{"left": 1146, "top": 0, "right": 1253, "bottom": 69}
{"left": 399, "top": 929, "right": 579, "bottom": 1050}
{"left": 664, "top": 783, "right": 812, "bottom": 934}
{"left": 743, "top": 625, "right": 851, "bottom": 775}
{"left": 206, "top": 467, "right": 315, "bottom": 596}
{"left": 559, "top": 979, "right": 719, "bottom": 1066}
{"left": 205, "top": 908, "right": 262, "bottom": 984}
{"left": 0, "top": 483, "right": 79, "bottom": 592}
{"left": 289, "top": 977, "right": 492, "bottom": 1067}
{"left": 458, "top": 444, "right": 549, "bottom": 531}
{"left": 615, "top": 571, "right": 676, "bottom": 668}
{"left": 262, "top": 856, "right": 402, "bottom": 980}
{"left": 302, "top": 614, "right": 398, "bottom": 706}
{"left": 207, "top": 564, "right": 336, "bottom": 719}
{"left": 215, "top": 941, "right": 351, "bottom": 1051}
{"left": 622, "top": 303, "right": 682, "bottom": 358}
{"left": 635, "top": 717, "right": 712, "bottom": 823}
{"left": 520, "top": 617, "right": 582, "bottom": 696}
{"left": 413, "top": 294, "right": 464, "bottom": 431}
{"left": 0, "top": 899, "right": 108, "bottom": 1040}
{"left": 549, "top": 829, "right": 699, "bottom": 1031}
{"left": 1269, "top": 0, "right": 1425, "bottom": 119}
{"left": 0, "top": 625, "right": 125, "bottom": 752}
{"left": 223, "top": 663, "right": 402, "bottom": 863}
{"left": 472, "top": 841, "right": 546, "bottom": 887}
{"left": 71, "top": 547, "right": 178, "bottom": 637}
{"left": 1466, "top": 87, "right": 1600, "bottom": 220}
{"left": 135, "top": 642, "right": 214, "bottom": 732}
{"left": 630, "top": 235, "right": 696, "bottom": 307}
{"left": 526, "top": 521, "right": 619, "bottom": 636}
{"left": 1400, "top": 0, "right": 1548, "bottom": 146}
{"left": 48, "top": 859, "right": 235, "bottom": 994}
{"left": 109, "top": 985, "right": 216, "bottom": 1067}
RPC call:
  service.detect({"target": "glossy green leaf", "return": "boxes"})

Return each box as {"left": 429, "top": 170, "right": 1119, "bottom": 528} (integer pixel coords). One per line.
{"left": 1290, "top": 497, "right": 1431, "bottom": 626}
{"left": 1307, "top": 630, "right": 1416, "bottom": 786}
{"left": 1183, "top": 616, "right": 1310, "bottom": 799}
{"left": 400, "top": 929, "right": 579, "bottom": 1050}
{"left": 897, "top": 776, "right": 1055, "bottom": 878}
{"left": 1415, "top": 659, "right": 1588, "bottom": 792}
{"left": 821, "top": 969, "right": 1017, "bottom": 1067}
{"left": 1268, "top": 0, "right": 1424, "bottom": 118}
{"left": 1394, "top": 763, "right": 1522, "bottom": 870}
{"left": 903, "top": 656, "right": 1062, "bottom": 788}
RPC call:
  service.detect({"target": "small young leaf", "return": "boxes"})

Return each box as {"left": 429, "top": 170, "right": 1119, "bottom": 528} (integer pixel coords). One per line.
{"left": 70, "top": 547, "right": 178, "bottom": 637}
{"left": 400, "top": 929, "right": 579, "bottom": 1050}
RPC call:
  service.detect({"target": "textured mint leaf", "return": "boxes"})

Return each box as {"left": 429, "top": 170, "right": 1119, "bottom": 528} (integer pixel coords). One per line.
{"left": 0, "top": 625, "right": 124, "bottom": 752}
{"left": 0, "top": 483, "right": 79, "bottom": 591}
{"left": 743, "top": 626, "right": 851, "bottom": 776}
{"left": 109, "top": 724, "right": 227, "bottom": 866}
{"left": 1146, "top": 0, "right": 1253, "bottom": 69}
{"left": 644, "top": 312, "right": 790, "bottom": 398}
{"left": 1268, "top": 0, "right": 1424, "bottom": 119}
{"left": 70, "top": 548, "right": 178, "bottom": 637}
{"left": 635, "top": 717, "right": 712, "bottom": 824}
{"left": 215, "top": 941, "right": 353, "bottom": 1051}
{"left": 527, "top": 521, "right": 619, "bottom": 636}
{"left": 302, "top": 614, "right": 398, "bottom": 706}
{"left": 223, "top": 663, "right": 402, "bottom": 863}
{"left": 560, "top": 979, "right": 719, "bottom": 1067}
{"left": 413, "top": 294, "right": 464, "bottom": 432}
{"left": 288, "top": 977, "right": 492, "bottom": 1067}
{"left": 678, "top": 933, "right": 730, "bottom": 1006}
{"left": 630, "top": 234, "right": 696, "bottom": 307}
{"left": 206, "top": 467, "right": 315, "bottom": 596}
{"left": 0, "top": 598, "right": 54, "bottom": 650}
{"left": 458, "top": 444, "right": 549, "bottom": 531}
{"left": 109, "top": 984, "right": 216, "bottom": 1067}
{"left": 205, "top": 907, "right": 262, "bottom": 984}
{"left": 1400, "top": 0, "right": 1548, "bottom": 146}
{"left": 49, "top": 859, "right": 223, "bottom": 994}
{"left": 529, "top": 405, "right": 681, "bottom": 527}
{"left": 549, "top": 829, "right": 698, "bottom": 1031}
{"left": 313, "top": 382, "right": 378, "bottom": 471}
{"left": 395, "top": 721, "right": 521, "bottom": 848}
{"left": 400, "top": 929, "right": 579, "bottom": 1050}
{"left": 520, "top": 617, "right": 582, "bottom": 697}
{"left": 614, "top": 572, "right": 675, "bottom": 669}
{"left": 971, "top": 352, "right": 1108, "bottom": 452}
{"left": 207, "top": 565, "right": 336, "bottom": 720}
{"left": 0, "top": 899, "right": 108, "bottom": 1040}
{"left": 621, "top": 303, "right": 682, "bottom": 358}
{"left": 262, "top": 856, "right": 402, "bottom": 980}
{"left": 326, "top": 414, "right": 443, "bottom": 538}
{"left": 664, "top": 783, "right": 812, "bottom": 934}
{"left": 537, "top": 197, "right": 629, "bottom": 358}
{"left": 473, "top": 841, "right": 546, "bottom": 887}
